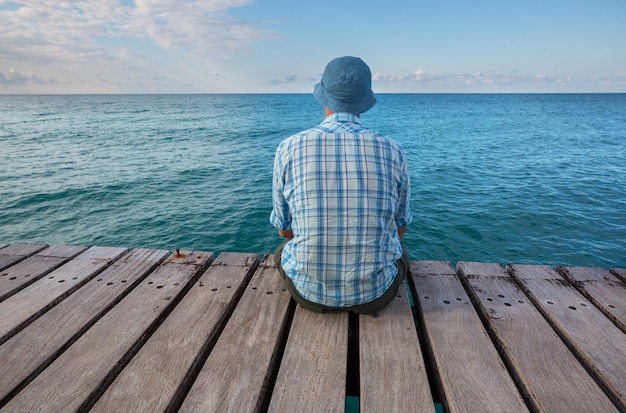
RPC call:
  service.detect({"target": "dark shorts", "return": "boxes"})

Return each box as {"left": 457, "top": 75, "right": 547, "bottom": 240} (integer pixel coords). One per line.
{"left": 273, "top": 240, "right": 409, "bottom": 315}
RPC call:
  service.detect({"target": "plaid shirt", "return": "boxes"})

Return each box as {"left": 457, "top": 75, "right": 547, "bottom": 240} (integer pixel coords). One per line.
{"left": 270, "top": 113, "right": 412, "bottom": 307}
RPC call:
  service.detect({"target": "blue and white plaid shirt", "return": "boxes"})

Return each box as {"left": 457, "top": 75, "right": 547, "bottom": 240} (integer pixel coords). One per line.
{"left": 270, "top": 113, "right": 412, "bottom": 307}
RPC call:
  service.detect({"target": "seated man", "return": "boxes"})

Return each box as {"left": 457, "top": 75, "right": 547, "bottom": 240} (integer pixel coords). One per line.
{"left": 270, "top": 56, "right": 412, "bottom": 314}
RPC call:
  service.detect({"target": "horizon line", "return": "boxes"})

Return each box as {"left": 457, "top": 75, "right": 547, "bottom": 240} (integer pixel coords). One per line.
{"left": 2, "top": 92, "right": 626, "bottom": 96}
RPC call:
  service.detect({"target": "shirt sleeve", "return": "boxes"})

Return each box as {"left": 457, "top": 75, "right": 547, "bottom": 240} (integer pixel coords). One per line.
{"left": 395, "top": 149, "right": 413, "bottom": 228}
{"left": 270, "top": 146, "right": 292, "bottom": 230}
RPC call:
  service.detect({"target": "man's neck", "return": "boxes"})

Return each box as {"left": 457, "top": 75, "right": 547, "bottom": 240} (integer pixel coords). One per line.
{"left": 324, "top": 107, "right": 360, "bottom": 117}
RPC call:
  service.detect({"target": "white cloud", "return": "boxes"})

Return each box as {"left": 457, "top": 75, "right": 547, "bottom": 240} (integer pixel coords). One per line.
{"left": 0, "top": 68, "right": 55, "bottom": 85}
{"left": 0, "top": 0, "right": 280, "bottom": 92}
{"left": 0, "top": 1, "right": 276, "bottom": 67}
{"left": 372, "top": 69, "right": 575, "bottom": 91}
{"left": 535, "top": 73, "right": 572, "bottom": 83}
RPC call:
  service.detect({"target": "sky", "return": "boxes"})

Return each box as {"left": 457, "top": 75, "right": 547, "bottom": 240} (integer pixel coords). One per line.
{"left": 1, "top": 0, "right": 625, "bottom": 94}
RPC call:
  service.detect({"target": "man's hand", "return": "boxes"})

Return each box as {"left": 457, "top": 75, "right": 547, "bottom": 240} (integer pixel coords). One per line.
{"left": 278, "top": 229, "right": 294, "bottom": 240}
{"left": 398, "top": 226, "right": 406, "bottom": 241}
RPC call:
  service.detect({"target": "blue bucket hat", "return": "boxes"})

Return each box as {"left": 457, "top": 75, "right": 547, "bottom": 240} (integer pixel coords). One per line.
{"left": 313, "top": 56, "right": 376, "bottom": 114}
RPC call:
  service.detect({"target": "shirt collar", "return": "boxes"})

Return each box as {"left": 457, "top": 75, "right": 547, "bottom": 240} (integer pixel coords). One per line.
{"left": 322, "top": 112, "right": 362, "bottom": 125}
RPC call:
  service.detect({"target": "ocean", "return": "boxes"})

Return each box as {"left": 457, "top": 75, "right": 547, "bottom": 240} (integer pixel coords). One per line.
{"left": 1, "top": 93, "right": 625, "bottom": 268}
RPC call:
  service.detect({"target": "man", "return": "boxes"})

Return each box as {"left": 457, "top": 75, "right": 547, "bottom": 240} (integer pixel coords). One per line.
{"left": 270, "top": 56, "right": 412, "bottom": 314}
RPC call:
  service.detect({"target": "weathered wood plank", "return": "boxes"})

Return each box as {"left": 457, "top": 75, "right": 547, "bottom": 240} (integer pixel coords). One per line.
{"left": 508, "top": 264, "right": 626, "bottom": 411}
{"left": 179, "top": 255, "right": 292, "bottom": 413}
{"left": 557, "top": 266, "right": 626, "bottom": 334}
{"left": 0, "top": 248, "right": 169, "bottom": 404}
{"left": 0, "top": 244, "right": 8, "bottom": 250}
{"left": 359, "top": 282, "right": 434, "bottom": 413}
{"left": 91, "top": 252, "right": 260, "bottom": 413}
{"left": 0, "top": 244, "right": 88, "bottom": 301}
{"left": 458, "top": 262, "right": 619, "bottom": 413}
{"left": 0, "top": 243, "right": 49, "bottom": 272}
{"left": 411, "top": 261, "right": 528, "bottom": 413}
{"left": 0, "top": 243, "right": 48, "bottom": 256}
{"left": 1, "top": 250, "right": 213, "bottom": 413}
{"left": 269, "top": 307, "right": 349, "bottom": 412}
{"left": 0, "top": 246, "right": 127, "bottom": 344}
{"left": 611, "top": 268, "right": 626, "bottom": 283}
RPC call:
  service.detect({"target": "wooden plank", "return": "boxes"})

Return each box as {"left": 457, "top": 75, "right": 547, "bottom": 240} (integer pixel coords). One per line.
{"left": 0, "top": 244, "right": 8, "bottom": 250}
{"left": 35, "top": 244, "right": 89, "bottom": 258}
{"left": 508, "top": 264, "right": 626, "bottom": 411}
{"left": 458, "top": 262, "right": 619, "bottom": 413}
{"left": 359, "top": 281, "right": 434, "bottom": 413}
{"left": 411, "top": 261, "right": 528, "bottom": 413}
{"left": 0, "top": 246, "right": 127, "bottom": 344}
{"left": 269, "top": 307, "right": 349, "bottom": 412}
{"left": 557, "top": 266, "right": 626, "bottom": 333}
{"left": 1, "top": 250, "right": 213, "bottom": 413}
{"left": 611, "top": 268, "right": 626, "bottom": 283}
{"left": 0, "top": 248, "right": 169, "bottom": 404}
{"left": 91, "top": 252, "right": 260, "bottom": 412}
{"left": 0, "top": 243, "right": 49, "bottom": 272}
{"left": 0, "top": 244, "right": 88, "bottom": 301}
{"left": 179, "top": 255, "right": 292, "bottom": 413}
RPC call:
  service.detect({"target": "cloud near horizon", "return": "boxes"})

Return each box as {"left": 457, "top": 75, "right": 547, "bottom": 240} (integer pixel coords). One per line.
{"left": 4, "top": 65, "right": 624, "bottom": 93}
{"left": 372, "top": 69, "right": 576, "bottom": 91}
{"left": 0, "top": 68, "right": 55, "bottom": 85}
{"left": 271, "top": 74, "right": 298, "bottom": 86}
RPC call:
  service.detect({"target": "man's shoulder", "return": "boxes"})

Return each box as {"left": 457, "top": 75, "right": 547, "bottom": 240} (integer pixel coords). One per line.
{"left": 362, "top": 129, "right": 405, "bottom": 151}
{"left": 277, "top": 125, "right": 326, "bottom": 148}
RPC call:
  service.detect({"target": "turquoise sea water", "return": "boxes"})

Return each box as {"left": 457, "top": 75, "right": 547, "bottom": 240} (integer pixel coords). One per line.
{"left": 1, "top": 94, "right": 625, "bottom": 268}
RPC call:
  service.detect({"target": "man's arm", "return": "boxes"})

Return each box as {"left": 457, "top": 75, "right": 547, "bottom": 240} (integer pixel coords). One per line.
{"left": 271, "top": 145, "right": 294, "bottom": 239}
{"left": 398, "top": 226, "right": 406, "bottom": 241}
{"left": 278, "top": 229, "right": 294, "bottom": 240}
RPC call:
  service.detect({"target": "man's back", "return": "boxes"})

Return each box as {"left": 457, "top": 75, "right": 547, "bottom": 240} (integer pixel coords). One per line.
{"left": 271, "top": 112, "right": 412, "bottom": 307}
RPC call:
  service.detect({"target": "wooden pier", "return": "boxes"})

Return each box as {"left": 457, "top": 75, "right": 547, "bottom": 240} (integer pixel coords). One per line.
{"left": 0, "top": 243, "right": 624, "bottom": 412}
